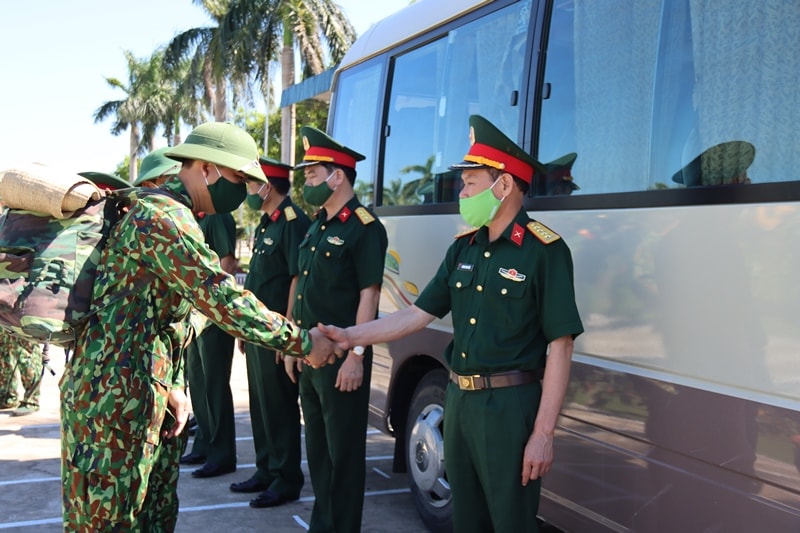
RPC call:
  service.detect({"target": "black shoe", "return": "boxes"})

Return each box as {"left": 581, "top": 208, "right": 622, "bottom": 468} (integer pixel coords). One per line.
{"left": 192, "top": 462, "right": 236, "bottom": 478}
{"left": 179, "top": 452, "right": 207, "bottom": 465}
{"left": 230, "top": 477, "right": 270, "bottom": 493}
{"left": 249, "top": 489, "right": 298, "bottom": 508}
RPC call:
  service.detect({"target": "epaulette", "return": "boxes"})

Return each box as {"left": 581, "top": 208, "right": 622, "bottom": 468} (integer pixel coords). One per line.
{"left": 354, "top": 206, "right": 375, "bottom": 225}
{"left": 527, "top": 221, "right": 561, "bottom": 244}
{"left": 454, "top": 228, "right": 479, "bottom": 239}
{"left": 284, "top": 205, "right": 297, "bottom": 221}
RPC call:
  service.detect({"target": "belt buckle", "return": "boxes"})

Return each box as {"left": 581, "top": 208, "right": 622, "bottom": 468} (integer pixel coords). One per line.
{"left": 459, "top": 375, "right": 480, "bottom": 391}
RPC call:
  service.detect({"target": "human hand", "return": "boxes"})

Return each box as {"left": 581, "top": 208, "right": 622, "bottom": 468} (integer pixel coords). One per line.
{"left": 335, "top": 353, "right": 364, "bottom": 392}
{"left": 275, "top": 351, "right": 285, "bottom": 365}
{"left": 163, "top": 388, "right": 190, "bottom": 439}
{"left": 305, "top": 327, "right": 339, "bottom": 369}
{"left": 521, "top": 429, "right": 554, "bottom": 486}
{"left": 284, "top": 355, "right": 303, "bottom": 383}
{"left": 317, "top": 323, "right": 352, "bottom": 352}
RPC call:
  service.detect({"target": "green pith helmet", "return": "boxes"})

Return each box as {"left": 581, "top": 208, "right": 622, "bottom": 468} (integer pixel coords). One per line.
{"left": 165, "top": 122, "right": 266, "bottom": 182}
{"left": 449, "top": 115, "right": 545, "bottom": 183}
{"left": 295, "top": 126, "right": 365, "bottom": 170}
{"left": 135, "top": 147, "right": 181, "bottom": 185}
{"left": 671, "top": 140, "right": 755, "bottom": 186}
{"left": 78, "top": 171, "right": 130, "bottom": 191}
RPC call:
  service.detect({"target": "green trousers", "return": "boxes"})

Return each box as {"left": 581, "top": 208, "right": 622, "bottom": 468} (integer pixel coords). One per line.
{"left": 186, "top": 325, "right": 236, "bottom": 466}
{"left": 244, "top": 343, "right": 303, "bottom": 498}
{"left": 444, "top": 381, "right": 543, "bottom": 533}
{"left": 300, "top": 353, "right": 372, "bottom": 533}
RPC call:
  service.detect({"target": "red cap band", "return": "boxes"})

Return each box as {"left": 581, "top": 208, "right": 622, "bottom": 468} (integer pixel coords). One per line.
{"left": 465, "top": 143, "right": 534, "bottom": 183}
{"left": 303, "top": 146, "right": 357, "bottom": 169}
{"left": 260, "top": 163, "right": 290, "bottom": 179}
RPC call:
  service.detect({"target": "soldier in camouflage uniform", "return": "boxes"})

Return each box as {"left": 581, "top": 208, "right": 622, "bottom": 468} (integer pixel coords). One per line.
{"left": 0, "top": 330, "right": 43, "bottom": 415}
{"left": 59, "top": 122, "right": 338, "bottom": 532}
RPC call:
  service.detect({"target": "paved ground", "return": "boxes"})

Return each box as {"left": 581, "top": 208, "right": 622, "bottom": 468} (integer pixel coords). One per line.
{"left": 0, "top": 346, "right": 429, "bottom": 532}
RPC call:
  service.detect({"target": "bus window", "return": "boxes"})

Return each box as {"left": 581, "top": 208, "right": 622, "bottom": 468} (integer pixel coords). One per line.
{"left": 539, "top": 0, "right": 800, "bottom": 195}
{"left": 330, "top": 60, "right": 385, "bottom": 207}
{"left": 382, "top": 0, "right": 533, "bottom": 206}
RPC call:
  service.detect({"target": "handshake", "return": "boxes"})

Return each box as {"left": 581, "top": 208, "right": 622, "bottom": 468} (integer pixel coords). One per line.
{"left": 303, "top": 323, "right": 356, "bottom": 369}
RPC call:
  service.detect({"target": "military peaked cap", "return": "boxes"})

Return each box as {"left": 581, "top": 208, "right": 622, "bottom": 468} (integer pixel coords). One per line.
{"left": 295, "top": 126, "right": 365, "bottom": 170}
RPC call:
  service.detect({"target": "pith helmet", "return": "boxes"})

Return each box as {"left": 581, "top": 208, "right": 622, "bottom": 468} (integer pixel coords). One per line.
{"left": 671, "top": 140, "right": 755, "bottom": 186}
{"left": 165, "top": 122, "right": 266, "bottom": 182}
{"left": 450, "top": 115, "right": 544, "bottom": 183}
{"left": 78, "top": 171, "right": 130, "bottom": 191}
{"left": 259, "top": 156, "right": 293, "bottom": 179}
{"left": 135, "top": 147, "right": 181, "bottom": 185}
{"left": 295, "top": 126, "right": 365, "bottom": 170}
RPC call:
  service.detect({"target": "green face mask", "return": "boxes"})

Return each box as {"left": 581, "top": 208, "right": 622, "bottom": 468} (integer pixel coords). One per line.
{"left": 458, "top": 177, "right": 503, "bottom": 227}
{"left": 302, "top": 172, "right": 335, "bottom": 206}
{"left": 207, "top": 165, "right": 247, "bottom": 213}
{"left": 245, "top": 184, "right": 267, "bottom": 210}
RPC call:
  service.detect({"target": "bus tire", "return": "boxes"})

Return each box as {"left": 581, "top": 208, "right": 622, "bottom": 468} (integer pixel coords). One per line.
{"left": 406, "top": 368, "right": 452, "bottom": 533}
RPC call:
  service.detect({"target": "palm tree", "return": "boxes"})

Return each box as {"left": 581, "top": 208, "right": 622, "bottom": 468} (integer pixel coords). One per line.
{"left": 94, "top": 50, "right": 172, "bottom": 181}
{"left": 224, "top": 0, "right": 356, "bottom": 162}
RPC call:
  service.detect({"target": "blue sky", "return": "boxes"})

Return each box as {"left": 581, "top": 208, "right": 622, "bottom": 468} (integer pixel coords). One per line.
{"left": 0, "top": 0, "right": 409, "bottom": 175}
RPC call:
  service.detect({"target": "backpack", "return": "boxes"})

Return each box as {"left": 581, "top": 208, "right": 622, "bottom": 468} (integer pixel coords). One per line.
{"left": 0, "top": 187, "right": 181, "bottom": 347}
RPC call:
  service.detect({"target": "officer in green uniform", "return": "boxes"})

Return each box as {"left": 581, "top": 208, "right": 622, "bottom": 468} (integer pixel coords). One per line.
{"left": 286, "top": 127, "right": 387, "bottom": 532}
{"left": 134, "top": 147, "right": 181, "bottom": 188}
{"left": 229, "top": 157, "right": 311, "bottom": 507}
{"left": 320, "top": 115, "right": 584, "bottom": 533}
{"left": 182, "top": 211, "right": 239, "bottom": 478}
{"left": 59, "top": 121, "right": 338, "bottom": 531}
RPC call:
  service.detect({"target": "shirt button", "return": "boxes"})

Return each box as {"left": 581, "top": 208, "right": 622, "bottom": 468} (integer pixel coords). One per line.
{"left": 501, "top": 288, "right": 507, "bottom": 295}
{"left": 296, "top": 319, "right": 302, "bottom": 325}
{"left": 461, "top": 352, "right": 467, "bottom": 359}
{"left": 325, "top": 251, "right": 331, "bottom": 257}
{"left": 456, "top": 281, "right": 462, "bottom": 288}
{"left": 311, "top": 246, "right": 316, "bottom": 252}
{"left": 260, "top": 228, "right": 265, "bottom": 233}
{"left": 303, "top": 270, "right": 308, "bottom": 276}
{"left": 469, "top": 318, "right": 476, "bottom": 325}
{"left": 476, "top": 285, "right": 483, "bottom": 292}
{"left": 297, "top": 294, "right": 303, "bottom": 300}
{"left": 321, "top": 225, "right": 326, "bottom": 231}
{"left": 484, "top": 251, "right": 491, "bottom": 258}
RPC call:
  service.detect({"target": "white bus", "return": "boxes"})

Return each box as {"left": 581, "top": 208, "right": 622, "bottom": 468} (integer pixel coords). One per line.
{"left": 327, "top": 0, "right": 800, "bottom": 531}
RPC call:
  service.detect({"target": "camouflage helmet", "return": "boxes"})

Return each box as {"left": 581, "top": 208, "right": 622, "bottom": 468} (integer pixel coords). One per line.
{"left": 165, "top": 122, "right": 266, "bottom": 182}
{"left": 135, "top": 147, "right": 181, "bottom": 186}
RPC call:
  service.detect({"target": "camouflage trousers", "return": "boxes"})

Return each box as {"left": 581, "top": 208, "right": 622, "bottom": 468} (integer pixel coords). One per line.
{"left": 0, "top": 332, "right": 43, "bottom": 409}
{"left": 61, "top": 417, "right": 188, "bottom": 532}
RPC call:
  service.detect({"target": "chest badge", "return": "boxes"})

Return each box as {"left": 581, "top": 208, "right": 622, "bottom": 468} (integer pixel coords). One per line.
{"left": 499, "top": 267, "right": 526, "bottom": 282}
{"left": 457, "top": 262, "right": 474, "bottom": 271}
{"left": 327, "top": 236, "right": 345, "bottom": 246}
{"left": 263, "top": 237, "right": 274, "bottom": 246}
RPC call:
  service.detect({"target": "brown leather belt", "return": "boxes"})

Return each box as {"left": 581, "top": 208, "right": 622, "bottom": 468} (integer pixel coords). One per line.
{"left": 449, "top": 369, "right": 544, "bottom": 391}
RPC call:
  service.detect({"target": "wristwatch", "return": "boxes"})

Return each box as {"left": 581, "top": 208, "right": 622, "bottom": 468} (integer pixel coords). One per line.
{"left": 352, "top": 345, "right": 365, "bottom": 357}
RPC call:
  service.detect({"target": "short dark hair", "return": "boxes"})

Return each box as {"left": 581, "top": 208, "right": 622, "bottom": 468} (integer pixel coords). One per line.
{"left": 322, "top": 163, "right": 357, "bottom": 185}
{"left": 267, "top": 176, "right": 290, "bottom": 195}
{"left": 487, "top": 167, "right": 529, "bottom": 194}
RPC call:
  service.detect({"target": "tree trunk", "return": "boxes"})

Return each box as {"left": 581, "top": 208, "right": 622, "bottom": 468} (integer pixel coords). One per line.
{"left": 214, "top": 78, "right": 227, "bottom": 122}
{"left": 129, "top": 124, "right": 140, "bottom": 183}
{"left": 281, "top": 24, "right": 296, "bottom": 165}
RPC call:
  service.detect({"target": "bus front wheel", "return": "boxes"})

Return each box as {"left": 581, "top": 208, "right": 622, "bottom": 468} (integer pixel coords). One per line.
{"left": 406, "top": 368, "right": 452, "bottom": 533}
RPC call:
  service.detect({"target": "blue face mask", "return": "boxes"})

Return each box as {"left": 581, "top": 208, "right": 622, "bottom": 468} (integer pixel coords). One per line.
{"left": 206, "top": 165, "right": 247, "bottom": 213}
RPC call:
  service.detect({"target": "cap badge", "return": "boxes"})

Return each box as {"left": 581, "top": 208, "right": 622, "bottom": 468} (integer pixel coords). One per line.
{"left": 303, "top": 136, "right": 310, "bottom": 150}
{"left": 499, "top": 267, "right": 526, "bottom": 282}
{"left": 469, "top": 126, "right": 476, "bottom": 146}
{"left": 327, "top": 236, "right": 345, "bottom": 246}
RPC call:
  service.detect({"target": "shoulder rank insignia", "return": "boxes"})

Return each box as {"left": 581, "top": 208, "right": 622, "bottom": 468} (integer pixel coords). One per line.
{"left": 454, "top": 228, "right": 479, "bottom": 240}
{"left": 527, "top": 221, "right": 561, "bottom": 244}
{"left": 284, "top": 205, "right": 297, "bottom": 221}
{"left": 355, "top": 207, "right": 375, "bottom": 225}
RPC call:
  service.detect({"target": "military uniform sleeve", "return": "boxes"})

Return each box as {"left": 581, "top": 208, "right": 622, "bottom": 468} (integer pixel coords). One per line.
{"left": 353, "top": 218, "right": 388, "bottom": 290}
{"left": 130, "top": 203, "right": 311, "bottom": 357}
{"left": 535, "top": 239, "right": 584, "bottom": 341}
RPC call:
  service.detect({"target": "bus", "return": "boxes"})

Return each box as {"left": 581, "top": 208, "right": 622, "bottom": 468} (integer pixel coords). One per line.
{"left": 326, "top": 0, "right": 800, "bottom": 531}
